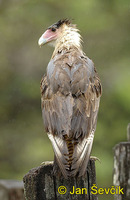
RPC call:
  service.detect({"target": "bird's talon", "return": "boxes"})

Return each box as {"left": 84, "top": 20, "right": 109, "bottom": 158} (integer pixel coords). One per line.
{"left": 90, "top": 156, "right": 101, "bottom": 163}
{"left": 40, "top": 162, "right": 45, "bottom": 166}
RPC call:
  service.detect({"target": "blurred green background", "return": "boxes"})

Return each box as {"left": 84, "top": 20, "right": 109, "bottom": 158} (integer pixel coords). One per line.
{"left": 0, "top": 0, "right": 130, "bottom": 199}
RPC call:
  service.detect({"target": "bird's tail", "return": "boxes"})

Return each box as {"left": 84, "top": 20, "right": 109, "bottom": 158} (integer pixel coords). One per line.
{"left": 48, "top": 131, "right": 94, "bottom": 179}
{"left": 71, "top": 132, "right": 94, "bottom": 177}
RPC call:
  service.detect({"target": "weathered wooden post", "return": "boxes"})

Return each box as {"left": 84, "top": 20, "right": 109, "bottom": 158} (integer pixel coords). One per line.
{"left": 0, "top": 180, "right": 25, "bottom": 200}
{"left": 23, "top": 159, "right": 98, "bottom": 200}
{"left": 113, "top": 123, "right": 130, "bottom": 200}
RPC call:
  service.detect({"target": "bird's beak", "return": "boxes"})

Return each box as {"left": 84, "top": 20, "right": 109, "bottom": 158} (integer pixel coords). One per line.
{"left": 38, "top": 29, "right": 57, "bottom": 47}
{"left": 38, "top": 33, "right": 48, "bottom": 47}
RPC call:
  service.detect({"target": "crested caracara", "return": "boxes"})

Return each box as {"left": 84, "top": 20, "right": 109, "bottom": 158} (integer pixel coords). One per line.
{"left": 38, "top": 19, "right": 102, "bottom": 179}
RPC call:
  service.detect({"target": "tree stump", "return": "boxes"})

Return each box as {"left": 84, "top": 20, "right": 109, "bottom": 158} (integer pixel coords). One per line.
{"left": 113, "top": 123, "right": 130, "bottom": 200}
{"left": 0, "top": 180, "right": 25, "bottom": 200}
{"left": 23, "top": 159, "right": 98, "bottom": 200}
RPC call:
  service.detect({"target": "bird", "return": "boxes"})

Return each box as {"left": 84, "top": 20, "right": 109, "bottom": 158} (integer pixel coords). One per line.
{"left": 38, "top": 19, "right": 102, "bottom": 179}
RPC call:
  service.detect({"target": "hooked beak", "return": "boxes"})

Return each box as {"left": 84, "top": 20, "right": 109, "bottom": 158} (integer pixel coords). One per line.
{"left": 38, "top": 34, "right": 48, "bottom": 46}
{"left": 38, "top": 29, "right": 57, "bottom": 47}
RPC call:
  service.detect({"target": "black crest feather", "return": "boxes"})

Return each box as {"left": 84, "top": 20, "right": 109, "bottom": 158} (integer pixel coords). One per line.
{"left": 48, "top": 19, "right": 72, "bottom": 30}
{"left": 56, "top": 19, "right": 71, "bottom": 27}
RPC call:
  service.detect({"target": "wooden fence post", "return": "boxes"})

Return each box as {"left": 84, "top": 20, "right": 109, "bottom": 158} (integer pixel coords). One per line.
{"left": 0, "top": 180, "right": 25, "bottom": 200}
{"left": 23, "top": 159, "right": 98, "bottom": 200}
{"left": 113, "top": 123, "right": 130, "bottom": 200}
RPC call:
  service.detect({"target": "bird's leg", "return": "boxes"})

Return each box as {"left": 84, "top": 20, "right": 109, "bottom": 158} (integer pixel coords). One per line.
{"left": 90, "top": 156, "right": 101, "bottom": 163}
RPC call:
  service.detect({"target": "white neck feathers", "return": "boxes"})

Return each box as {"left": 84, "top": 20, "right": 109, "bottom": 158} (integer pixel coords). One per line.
{"left": 52, "top": 25, "right": 82, "bottom": 56}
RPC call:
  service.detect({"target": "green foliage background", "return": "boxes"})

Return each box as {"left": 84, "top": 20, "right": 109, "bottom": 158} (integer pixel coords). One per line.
{"left": 0, "top": 0, "right": 130, "bottom": 199}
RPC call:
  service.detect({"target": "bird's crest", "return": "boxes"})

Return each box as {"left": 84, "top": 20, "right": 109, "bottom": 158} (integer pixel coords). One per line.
{"left": 48, "top": 19, "right": 73, "bottom": 30}
{"left": 56, "top": 19, "right": 71, "bottom": 27}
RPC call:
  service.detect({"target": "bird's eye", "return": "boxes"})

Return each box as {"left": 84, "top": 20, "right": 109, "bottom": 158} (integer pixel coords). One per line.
{"left": 51, "top": 28, "right": 56, "bottom": 32}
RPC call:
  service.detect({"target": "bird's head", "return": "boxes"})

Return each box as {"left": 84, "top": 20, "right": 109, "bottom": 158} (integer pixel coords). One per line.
{"left": 38, "top": 19, "right": 81, "bottom": 48}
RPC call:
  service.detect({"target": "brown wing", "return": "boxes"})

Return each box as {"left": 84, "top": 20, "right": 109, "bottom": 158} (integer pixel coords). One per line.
{"left": 70, "top": 67, "right": 101, "bottom": 176}
{"left": 41, "top": 75, "right": 74, "bottom": 179}
{"left": 41, "top": 49, "right": 102, "bottom": 178}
